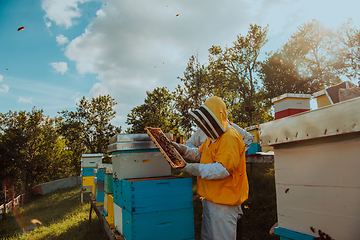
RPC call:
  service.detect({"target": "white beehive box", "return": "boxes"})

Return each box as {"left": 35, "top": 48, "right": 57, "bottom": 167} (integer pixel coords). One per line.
{"left": 271, "top": 93, "right": 311, "bottom": 120}
{"left": 81, "top": 153, "right": 103, "bottom": 168}
{"left": 112, "top": 151, "right": 171, "bottom": 180}
{"left": 259, "top": 96, "right": 360, "bottom": 240}
{"left": 109, "top": 133, "right": 171, "bottom": 180}
{"left": 114, "top": 202, "right": 123, "bottom": 234}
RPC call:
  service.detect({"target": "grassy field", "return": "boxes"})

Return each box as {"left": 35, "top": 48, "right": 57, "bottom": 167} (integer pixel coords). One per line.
{"left": 0, "top": 187, "right": 108, "bottom": 240}
{"left": 1, "top": 163, "right": 279, "bottom": 240}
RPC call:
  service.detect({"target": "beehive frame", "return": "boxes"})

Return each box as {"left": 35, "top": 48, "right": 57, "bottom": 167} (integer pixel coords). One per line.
{"left": 145, "top": 127, "right": 186, "bottom": 169}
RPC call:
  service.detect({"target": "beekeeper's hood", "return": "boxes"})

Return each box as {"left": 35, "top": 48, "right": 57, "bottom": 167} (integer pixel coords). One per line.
{"left": 190, "top": 96, "right": 228, "bottom": 139}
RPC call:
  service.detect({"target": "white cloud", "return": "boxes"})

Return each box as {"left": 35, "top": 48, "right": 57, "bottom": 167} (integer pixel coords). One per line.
{"left": 96, "top": 9, "right": 105, "bottom": 18}
{"left": 45, "top": 21, "right": 51, "bottom": 28}
{"left": 0, "top": 84, "right": 9, "bottom": 93}
{"left": 57, "top": 0, "right": 360, "bottom": 129}
{"left": 63, "top": 0, "right": 256, "bottom": 128}
{"left": 56, "top": 34, "right": 69, "bottom": 45}
{"left": 50, "top": 62, "right": 69, "bottom": 74}
{"left": 0, "top": 75, "right": 9, "bottom": 93}
{"left": 42, "top": 0, "right": 89, "bottom": 29}
{"left": 18, "top": 97, "right": 33, "bottom": 103}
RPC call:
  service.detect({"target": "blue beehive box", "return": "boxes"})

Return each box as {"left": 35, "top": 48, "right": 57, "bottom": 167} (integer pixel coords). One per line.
{"left": 245, "top": 142, "right": 262, "bottom": 155}
{"left": 113, "top": 179, "right": 122, "bottom": 206}
{"left": 121, "top": 177, "right": 195, "bottom": 240}
{"left": 96, "top": 189, "right": 105, "bottom": 203}
{"left": 97, "top": 169, "right": 105, "bottom": 181}
{"left": 82, "top": 167, "right": 96, "bottom": 177}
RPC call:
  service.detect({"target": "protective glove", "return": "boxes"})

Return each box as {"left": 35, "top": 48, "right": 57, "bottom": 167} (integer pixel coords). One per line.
{"left": 181, "top": 163, "right": 201, "bottom": 176}
{"left": 171, "top": 142, "right": 187, "bottom": 156}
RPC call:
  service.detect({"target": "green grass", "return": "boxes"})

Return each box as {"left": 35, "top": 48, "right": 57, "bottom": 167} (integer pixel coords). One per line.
{"left": 0, "top": 186, "right": 108, "bottom": 240}
{"left": 2, "top": 163, "right": 279, "bottom": 240}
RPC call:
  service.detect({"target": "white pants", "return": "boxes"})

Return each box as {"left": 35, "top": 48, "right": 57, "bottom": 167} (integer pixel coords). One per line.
{"left": 201, "top": 199, "right": 243, "bottom": 240}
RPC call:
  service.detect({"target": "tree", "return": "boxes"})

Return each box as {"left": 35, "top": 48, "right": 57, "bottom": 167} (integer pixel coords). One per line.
{"left": 261, "top": 20, "right": 343, "bottom": 104}
{"left": 260, "top": 52, "right": 304, "bottom": 107}
{"left": 335, "top": 19, "right": 360, "bottom": 82}
{"left": 126, "top": 87, "right": 182, "bottom": 135}
{"left": 0, "top": 108, "right": 73, "bottom": 199}
{"left": 174, "top": 54, "right": 211, "bottom": 138}
{"left": 207, "top": 24, "right": 272, "bottom": 126}
{"left": 58, "top": 95, "right": 121, "bottom": 172}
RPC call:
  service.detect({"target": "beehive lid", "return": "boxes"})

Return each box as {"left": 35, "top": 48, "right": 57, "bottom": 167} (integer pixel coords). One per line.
{"left": 259, "top": 96, "right": 360, "bottom": 146}
{"left": 81, "top": 153, "right": 103, "bottom": 158}
{"left": 271, "top": 93, "right": 311, "bottom": 104}
{"left": 109, "top": 133, "right": 173, "bottom": 144}
{"left": 96, "top": 163, "right": 112, "bottom": 169}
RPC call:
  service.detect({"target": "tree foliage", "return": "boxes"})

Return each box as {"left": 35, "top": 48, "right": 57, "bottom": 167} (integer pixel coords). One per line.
{"left": 335, "top": 19, "right": 360, "bottom": 81}
{"left": 174, "top": 54, "right": 211, "bottom": 138}
{"left": 58, "top": 95, "right": 121, "bottom": 172}
{"left": 126, "top": 87, "right": 182, "bottom": 135}
{"left": 261, "top": 20, "right": 343, "bottom": 103}
{"left": 0, "top": 108, "right": 73, "bottom": 197}
{"left": 174, "top": 24, "right": 273, "bottom": 131}
{"left": 208, "top": 24, "right": 271, "bottom": 126}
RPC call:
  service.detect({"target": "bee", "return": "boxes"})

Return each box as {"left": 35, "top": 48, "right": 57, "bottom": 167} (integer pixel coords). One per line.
{"left": 314, "top": 229, "right": 333, "bottom": 240}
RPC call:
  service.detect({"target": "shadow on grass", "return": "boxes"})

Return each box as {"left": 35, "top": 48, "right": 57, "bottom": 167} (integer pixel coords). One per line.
{"left": 37, "top": 216, "right": 108, "bottom": 240}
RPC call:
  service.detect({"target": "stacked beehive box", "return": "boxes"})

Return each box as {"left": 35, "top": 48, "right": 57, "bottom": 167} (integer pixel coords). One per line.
{"left": 81, "top": 154, "right": 103, "bottom": 190}
{"left": 259, "top": 96, "right": 360, "bottom": 240}
{"left": 244, "top": 125, "right": 262, "bottom": 154}
{"left": 121, "top": 177, "right": 194, "bottom": 240}
{"left": 108, "top": 133, "right": 195, "bottom": 240}
{"left": 103, "top": 166, "right": 114, "bottom": 228}
{"left": 94, "top": 164, "right": 111, "bottom": 206}
{"left": 312, "top": 81, "right": 356, "bottom": 108}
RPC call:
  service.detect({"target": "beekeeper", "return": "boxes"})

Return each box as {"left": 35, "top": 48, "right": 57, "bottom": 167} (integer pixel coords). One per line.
{"left": 172, "top": 96, "right": 249, "bottom": 240}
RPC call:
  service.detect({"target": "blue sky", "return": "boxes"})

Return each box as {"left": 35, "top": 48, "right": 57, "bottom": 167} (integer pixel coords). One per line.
{"left": 0, "top": 0, "right": 359, "bottom": 130}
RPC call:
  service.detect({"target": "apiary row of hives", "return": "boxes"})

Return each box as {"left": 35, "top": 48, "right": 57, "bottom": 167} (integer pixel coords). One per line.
{"left": 82, "top": 132, "right": 195, "bottom": 240}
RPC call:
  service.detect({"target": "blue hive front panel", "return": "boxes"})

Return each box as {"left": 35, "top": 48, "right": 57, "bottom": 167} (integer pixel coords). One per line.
{"left": 122, "top": 207, "right": 195, "bottom": 240}
{"left": 97, "top": 169, "right": 106, "bottom": 181}
{"left": 82, "top": 167, "right": 96, "bottom": 177}
{"left": 96, "top": 189, "right": 105, "bottom": 203}
{"left": 113, "top": 179, "right": 122, "bottom": 206}
{"left": 121, "top": 177, "right": 193, "bottom": 214}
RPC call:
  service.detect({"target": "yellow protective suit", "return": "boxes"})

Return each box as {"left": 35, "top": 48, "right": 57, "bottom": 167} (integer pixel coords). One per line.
{"left": 196, "top": 96, "right": 249, "bottom": 205}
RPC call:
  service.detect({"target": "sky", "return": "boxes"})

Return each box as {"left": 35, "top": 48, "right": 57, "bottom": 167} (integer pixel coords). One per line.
{"left": 0, "top": 0, "right": 359, "bottom": 131}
